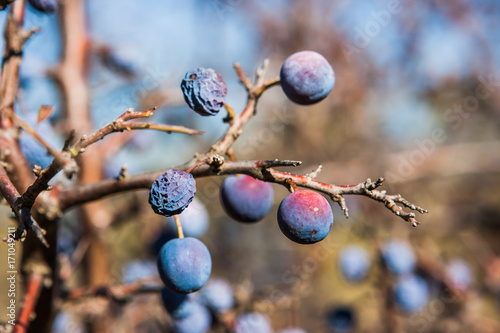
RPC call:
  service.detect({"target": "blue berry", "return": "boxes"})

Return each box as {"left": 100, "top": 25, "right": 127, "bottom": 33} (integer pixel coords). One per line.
{"left": 166, "top": 197, "right": 209, "bottom": 238}
{"left": 161, "top": 287, "right": 197, "bottom": 320}
{"left": 28, "top": 0, "right": 57, "bottom": 13}
{"left": 220, "top": 175, "right": 274, "bottom": 223}
{"left": 149, "top": 169, "right": 196, "bottom": 217}
{"left": 445, "top": 259, "right": 473, "bottom": 291}
{"left": 200, "top": 279, "right": 235, "bottom": 313}
{"left": 395, "top": 274, "right": 429, "bottom": 312}
{"left": 277, "top": 190, "right": 333, "bottom": 244}
{"left": 234, "top": 312, "right": 273, "bottom": 333}
{"left": 157, "top": 237, "right": 212, "bottom": 294}
{"left": 382, "top": 239, "right": 416, "bottom": 275}
{"left": 181, "top": 67, "right": 227, "bottom": 116}
{"left": 280, "top": 51, "right": 335, "bottom": 105}
{"left": 326, "top": 307, "right": 355, "bottom": 333}
{"left": 339, "top": 245, "right": 370, "bottom": 282}
{"left": 278, "top": 328, "right": 307, "bottom": 333}
{"left": 173, "top": 301, "right": 212, "bottom": 333}
{"left": 122, "top": 260, "right": 156, "bottom": 284}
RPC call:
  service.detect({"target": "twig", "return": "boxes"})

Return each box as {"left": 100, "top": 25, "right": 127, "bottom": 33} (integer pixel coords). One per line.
{"left": 0, "top": 164, "right": 48, "bottom": 246}
{"left": 64, "top": 281, "right": 164, "bottom": 302}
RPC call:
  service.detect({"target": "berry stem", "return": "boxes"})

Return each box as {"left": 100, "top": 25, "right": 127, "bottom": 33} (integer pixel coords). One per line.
{"left": 286, "top": 178, "right": 298, "bottom": 192}
{"left": 173, "top": 214, "right": 184, "bottom": 239}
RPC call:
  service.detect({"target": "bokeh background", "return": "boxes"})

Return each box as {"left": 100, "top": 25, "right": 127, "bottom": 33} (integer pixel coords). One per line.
{"left": 1, "top": 0, "right": 500, "bottom": 332}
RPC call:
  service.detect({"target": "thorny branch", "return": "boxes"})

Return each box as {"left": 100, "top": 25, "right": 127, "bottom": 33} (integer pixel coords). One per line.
{"left": 57, "top": 62, "right": 427, "bottom": 225}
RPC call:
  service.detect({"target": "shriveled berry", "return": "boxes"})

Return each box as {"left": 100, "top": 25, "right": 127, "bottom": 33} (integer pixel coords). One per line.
{"left": 280, "top": 50, "right": 335, "bottom": 105}
{"left": 181, "top": 67, "right": 227, "bottom": 116}
{"left": 220, "top": 175, "right": 274, "bottom": 223}
{"left": 157, "top": 237, "right": 212, "bottom": 294}
{"left": 149, "top": 169, "right": 196, "bottom": 217}
{"left": 28, "top": 0, "right": 57, "bottom": 13}
{"left": 277, "top": 190, "right": 333, "bottom": 244}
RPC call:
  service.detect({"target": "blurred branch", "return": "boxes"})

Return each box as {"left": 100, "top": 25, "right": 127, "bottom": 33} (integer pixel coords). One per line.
{"left": 63, "top": 281, "right": 163, "bottom": 302}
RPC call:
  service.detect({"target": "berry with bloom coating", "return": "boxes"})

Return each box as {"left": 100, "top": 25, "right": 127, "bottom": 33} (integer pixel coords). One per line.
{"left": 382, "top": 239, "right": 416, "bottom": 275}
{"left": 220, "top": 175, "right": 274, "bottom": 223}
{"left": 160, "top": 287, "right": 196, "bottom": 319}
{"left": 234, "top": 312, "right": 273, "bottom": 333}
{"left": 149, "top": 169, "right": 196, "bottom": 217}
{"left": 181, "top": 67, "right": 227, "bottom": 116}
{"left": 339, "top": 245, "right": 371, "bottom": 282}
{"left": 157, "top": 237, "right": 212, "bottom": 294}
{"left": 280, "top": 50, "right": 335, "bottom": 105}
{"left": 200, "top": 278, "right": 235, "bottom": 313}
{"left": 277, "top": 190, "right": 333, "bottom": 244}
{"left": 28, "top": 0, "right": 57, "bottom": 13}
{"left": 395, "top": 274, "right": 429, "bottom": 312}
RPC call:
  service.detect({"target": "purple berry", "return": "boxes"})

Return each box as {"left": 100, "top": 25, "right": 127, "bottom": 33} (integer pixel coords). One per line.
{"left": 157, "top": 237, "right": 212, "bottom": 294}
{"left": 200, "top": 279, "right": 235, "bottom": 313}
{"left": 149, "top": 169, "right": 196, "bottom": 217}
{"left": 234, "top": 312, "right": 273, "bottom": 333}
{"left": 181, "top": 67, "right": 227, "bottom": 116}
{"left": 220, "top": 175, "right": 274, "bottom": 223}
{"left": 280, "top": 50, "right": 335, "bottom": 105}
{"left": 445, "top": 259, "right": 473, "bottom": 291}
{"left": 339, "top": 245, "right": 371, "bottom": 282}
{"left": 382, "top": 239, "right": 416, "bottom": 275}
{"left": 28, "top": 0, "right": 57, "bottom": 13}
{"left": 277, "top": 190, "right": 334, "bottom": 244}
{"left": 173, "top": 301, "right": 212, "bottom": 333}
{"left": 395, "top": 274, "right": 429, "bottom": 312}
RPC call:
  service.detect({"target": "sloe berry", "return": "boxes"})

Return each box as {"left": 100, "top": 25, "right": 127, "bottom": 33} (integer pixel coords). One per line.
{"left": 280, "top": 50, "right": 335, "bottom": 105}
{"left": 382, "top": 239, "right": 416, "bottom": 275}
{"left": 234, "top": 312, "right": 273, "bottom": 333}
{"left": 445, "top": 258, "right": 473, "bottom": 291}
{"left": 149, "top": 169, "right": 196, "bottom": 217}
{"left": 200, "top": 278, "right": 235, "bottom": 313}
{"left": 220, "top": 175, "right": 274, "bottom": 223}
{"left": 394, "top": 274, "right": 429, "bottom": 312}
{"left": 160, "top": 287, "right": 195, "bottom": 319}
{"left": 173, "top": 301, "right": 212, "bottom": 333}
{"left": 277, "top": 190, "right": 334, "bottom": 244}
{"left": 181, "top": 67, "right": 227, "bottom": 116}
{"left": 28, "top": 0, "right": 57, "bottom": 13}
{"left": 339, "top": 245, "right": 371, "bottom": 282}
{"left": 157, "top": 237, "right": 212, "bottom": 294}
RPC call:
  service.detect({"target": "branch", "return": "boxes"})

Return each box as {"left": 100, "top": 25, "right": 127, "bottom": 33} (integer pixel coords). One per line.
{"left": 63, "top": 281, "right": 163, "bottom": 302}
{"left": 0, "top": 164, "right": 48, "bottom": 246}
{"left": 14, "top": 265, "right": 49, "bottom": 333}
{"left": 57, "top": 159, "right": 427, "bottom": 225}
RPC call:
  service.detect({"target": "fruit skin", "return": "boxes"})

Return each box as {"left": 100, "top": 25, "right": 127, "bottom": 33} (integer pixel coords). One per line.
{"left": 220, "top": 175, "right": 274, "bottom": 223}
{"left": 277, "top": 190, "right": 334, "bottom": 244}
{"left": 394, "top": 274, "right": 429, "bottom": 312}
{"left": 234, "top": 312, "right": 273, "bottom": 333}
{"left": 181, "top": 67, "right": 227, "bottom": 116}
{"left": 339, "top": 245, "right": 371, "bottom": 282}
{"left": 199, "top": 278, "right": 235, "bottom": 313}
{"left": 157, "top": 237, "right": 212, "bottom": 294}
{"left": 149, "top": 169, "right": 196, "bottom": 217}
{"left": 382, "top": 239, "right": 416, "bottom": 275}
{"left": 280, "top": 50, "right": 335, "bottom": 105}
{"left": 28, "top": 0, "right": 58, "bottom": 13}
{"left": 172, "top": 301, "right": 212, "bottom": 333}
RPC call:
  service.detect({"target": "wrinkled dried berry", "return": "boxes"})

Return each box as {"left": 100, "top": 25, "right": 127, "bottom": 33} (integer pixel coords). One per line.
{"left": 180, "top": 67, "right": 227, "bottom": 116}
{"left": 149, "top": 169, "right": 196, "bottom": 217}
{"left": 28, "top": 0, "right": 58, "bottom": 13}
